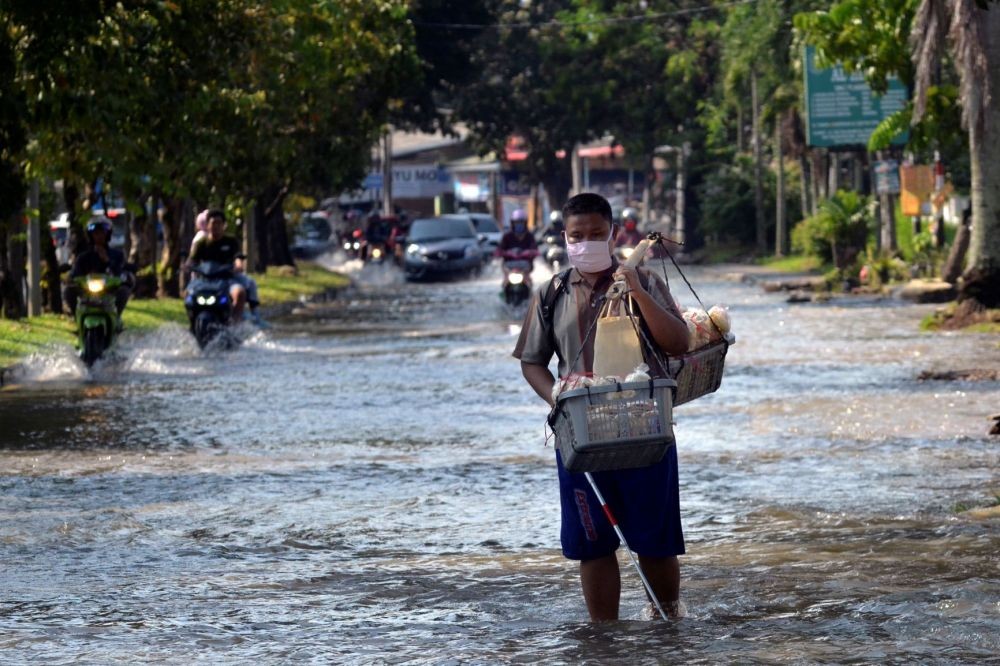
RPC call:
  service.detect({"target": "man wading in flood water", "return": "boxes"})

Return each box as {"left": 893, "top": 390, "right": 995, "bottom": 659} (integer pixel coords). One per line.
{"left": 513, "top": 193, "right": 690, "bottom": 621}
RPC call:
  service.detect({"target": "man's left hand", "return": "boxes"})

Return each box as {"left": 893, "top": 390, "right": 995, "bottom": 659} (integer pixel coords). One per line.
{"left": 613, "top": 264, "right": 644, "bottom": 295}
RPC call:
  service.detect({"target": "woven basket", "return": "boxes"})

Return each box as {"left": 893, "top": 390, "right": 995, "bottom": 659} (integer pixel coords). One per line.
{"left": 665, "top": 333, "right": 735, "bottom": 406}
{"left": 549, "top": 378, "right": 677, "bottom": 473}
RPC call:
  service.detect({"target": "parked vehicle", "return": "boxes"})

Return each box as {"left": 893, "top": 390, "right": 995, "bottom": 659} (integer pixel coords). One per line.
{"left": 185, "top": 262, "right": 236, "bottom": 349}
{"left": 74, "top": 273, "right": 123, "bottom": 366}
{"left": 402, "top": 216, "right": 486, "bottom": 281}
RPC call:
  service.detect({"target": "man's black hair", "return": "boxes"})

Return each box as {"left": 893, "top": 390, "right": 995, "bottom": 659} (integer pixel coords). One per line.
{"left": 561, "top": 192, "right": 613, "bottom": 224}
{"left": 207, "top": 208, "right": 225, "bottom": 222}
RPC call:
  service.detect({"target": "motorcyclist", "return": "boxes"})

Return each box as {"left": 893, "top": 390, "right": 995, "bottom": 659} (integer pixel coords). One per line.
{"left": 187, "top": 209, "right": 247, "bottom": 322}
{"left": 615, "top": 207, "right": 644, "bottom": 247}
{"left": 498, "top": 209, "right": 538, "bottom": 256}
{"left": 64, "top": 216, "right": 133, "bottom": 319}
{"left": 540, "top": 210, "right": 565, "bottom": 240}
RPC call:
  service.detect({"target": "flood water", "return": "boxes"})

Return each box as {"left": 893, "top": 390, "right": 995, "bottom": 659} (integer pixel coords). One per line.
{"left": 2, "top": 257, "right": 998, "bottom": 664}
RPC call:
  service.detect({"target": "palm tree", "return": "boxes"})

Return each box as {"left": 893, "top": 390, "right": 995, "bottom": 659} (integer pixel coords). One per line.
{"left": 911, "top": 0, "right": 1000, "bottom": 311}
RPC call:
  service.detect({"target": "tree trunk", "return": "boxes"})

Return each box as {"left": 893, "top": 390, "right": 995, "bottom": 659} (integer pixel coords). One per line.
{"left": 736, "top": 103, "right": 745, "bottom": 154}
{"left": 942, "top": 207, "right": 971, "bottom": 285}
{"left": 157, "top": 197, "right": 184, "bottom": 298}
{"left": 959, "top": 4, "right": 1000, "bottom": 308}
{"left": 41, "top": 221, "right": 62, "bottom": 313}
{"left": 541, "top": 157, "right": 572, "bottom": 213}
{"left": 775, "top": 117, "right": 786, "bottom": 257}
{"left": 128, "top": 195, "right": 158, "bottom": 298}
{"left": 751, "top": 69, "right": 766, "bottom": 253}
{"left": 2, "top": 215, "right": 26, "bottom": 319}
{"left": 811, "top": 150, "right": 823, "bottom": 215}
{"left": 799, "top": 155, "right": 812, "bottom": 219}
{"left": 255, "top": 184, "right": 294, "bottom": 270}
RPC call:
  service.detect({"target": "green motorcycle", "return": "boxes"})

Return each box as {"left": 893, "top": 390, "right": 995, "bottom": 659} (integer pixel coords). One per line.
{"left": 74, "top": 273, "right": 123, "bottom": 366}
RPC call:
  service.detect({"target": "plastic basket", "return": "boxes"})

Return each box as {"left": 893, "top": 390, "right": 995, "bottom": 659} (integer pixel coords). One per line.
{"left": 549, "top": 378, "right": 677, "bottom": 473}
{"left": 666, "top": 333, "right": 735, "bottom": 406}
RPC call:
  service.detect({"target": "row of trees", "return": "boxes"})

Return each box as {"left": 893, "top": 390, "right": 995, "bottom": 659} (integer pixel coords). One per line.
{"left": 2, "top": 0, "right": 998, "bottom": 318}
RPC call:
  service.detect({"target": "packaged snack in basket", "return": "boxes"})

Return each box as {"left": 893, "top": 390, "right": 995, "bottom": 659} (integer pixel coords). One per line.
{"left": 625, "top": 363, "right": 651, "bottom": 383}
{"left": 682, "top": 308, "right": 714, "bottom": 350}
{"left": 708, "top": 305, "right": 731, "bottom": 336}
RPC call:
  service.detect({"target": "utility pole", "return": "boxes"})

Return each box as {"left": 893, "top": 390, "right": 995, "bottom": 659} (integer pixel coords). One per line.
{"left": 382, "top": 129, "right": 393, "bottom": 216}
{"left": 570, "top": 144, "right": 582, "bottom": 196}
{"left": 27, "top": 181, "right": 42, "bottom": 316}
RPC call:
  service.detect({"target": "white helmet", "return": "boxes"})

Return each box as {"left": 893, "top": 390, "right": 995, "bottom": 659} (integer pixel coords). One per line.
{"left": 549, "top": 210, "right": 562, "bottom": 223}
{"left": 621, "top": 207, "right": 638, "bottom": 222}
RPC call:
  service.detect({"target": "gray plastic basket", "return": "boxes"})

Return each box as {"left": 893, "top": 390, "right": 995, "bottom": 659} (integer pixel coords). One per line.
{"left": 549, "top": 378, "right": 677, "bottom": 473}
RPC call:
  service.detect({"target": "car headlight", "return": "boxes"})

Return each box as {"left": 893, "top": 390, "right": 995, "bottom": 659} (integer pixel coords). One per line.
{"left": 509, "top": 273, "right": 525, "bottom": 285}
{"left": 406, "top": 244, "right": 420, "bottom": 255}
{"left": 86, "top": 277, "right": 107, "bottom": 294}
{"left": 464, "top": 245, "right": 481, "bottom": 258}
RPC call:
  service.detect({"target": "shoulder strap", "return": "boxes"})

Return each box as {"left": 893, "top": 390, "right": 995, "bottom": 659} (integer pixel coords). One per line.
{"left": 541, "top": 268, "right": 572, "bottom": 326}
{"left": 540, "top": 268, "right": 572, "bottom": 366}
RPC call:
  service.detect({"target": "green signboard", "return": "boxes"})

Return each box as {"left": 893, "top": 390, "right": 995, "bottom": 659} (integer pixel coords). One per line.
{"left": 803, "top": 45, "right": 909, "bottom": 148}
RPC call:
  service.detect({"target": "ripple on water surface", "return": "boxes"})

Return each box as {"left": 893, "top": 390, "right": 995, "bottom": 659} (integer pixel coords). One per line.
{"left": 1, "top": 264, "right": 998, "bottom": 662}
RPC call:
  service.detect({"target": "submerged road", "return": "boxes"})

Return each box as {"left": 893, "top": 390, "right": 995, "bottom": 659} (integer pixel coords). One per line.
{"left": 1, "top": 258, "right": 998, "bottom": 663}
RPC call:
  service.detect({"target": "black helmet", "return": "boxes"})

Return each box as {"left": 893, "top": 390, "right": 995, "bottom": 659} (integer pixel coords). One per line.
{"left": 86, "top": 216, "right": 112, "bottom": 241}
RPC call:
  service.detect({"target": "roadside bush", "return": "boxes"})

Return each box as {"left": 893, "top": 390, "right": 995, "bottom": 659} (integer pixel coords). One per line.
{"left": 791, "top": 190, "right": 875, "bottom": 270}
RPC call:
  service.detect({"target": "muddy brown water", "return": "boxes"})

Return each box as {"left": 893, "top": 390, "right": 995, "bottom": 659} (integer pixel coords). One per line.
{"left": 1, "top": 259, "right": 998, "bottom": 664}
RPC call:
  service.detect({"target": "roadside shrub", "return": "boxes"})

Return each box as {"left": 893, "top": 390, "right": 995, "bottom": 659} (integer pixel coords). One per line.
{"left": 790, "top": 190, "right": 875, "bottom": 269}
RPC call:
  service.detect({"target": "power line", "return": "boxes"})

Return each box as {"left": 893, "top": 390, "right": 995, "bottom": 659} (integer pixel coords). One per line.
{"left": 411, "top": 0, "right": 758, "bottom": 31}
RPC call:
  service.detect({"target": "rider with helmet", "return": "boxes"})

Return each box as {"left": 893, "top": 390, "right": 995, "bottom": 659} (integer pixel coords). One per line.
{"left": 65, "top": 216, "right": 133, "bottom": 318}
{"left": 499, "top": 209, "right": 538, "bottom": 255}
{"left": 540, "top": 210, "right": 565, "bottom": 239}
{"left": 615, "top": 207, "right": 644, "bottom": 247}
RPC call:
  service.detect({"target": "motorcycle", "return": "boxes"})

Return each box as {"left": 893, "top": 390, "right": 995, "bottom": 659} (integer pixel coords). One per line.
{"left": 185, "top": 261, "right": 236, "bottom": 349}
{"left": 364, "top": 241, "right": 388, "bottom": 264}
{"left": 541, "top": 233, "right": 567, "bottom": 272}
{"left": 74, "top": 273, "right": 123, "bottom": 366}
{"left": 500, "top": 248, "right": 538, "bottom": 307}
{"left": 342, "top": 229, "right": 365, "bottom": 259}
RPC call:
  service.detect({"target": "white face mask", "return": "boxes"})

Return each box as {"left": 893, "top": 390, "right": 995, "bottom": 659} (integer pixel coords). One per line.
{"left": 564, "top": 231, "right": 613, "bottom": 273}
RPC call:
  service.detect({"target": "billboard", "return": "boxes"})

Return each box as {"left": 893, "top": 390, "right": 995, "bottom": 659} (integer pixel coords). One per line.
{"left": 803, "top": 45, "right": 909, "bottom": 148}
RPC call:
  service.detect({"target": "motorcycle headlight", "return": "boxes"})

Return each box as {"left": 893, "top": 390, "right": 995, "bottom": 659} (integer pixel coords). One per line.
{"left": 509, "top": 272, "right": 525, "bottom": 285}
{"left": 620, "top": 247, "right": 634, "bottom": 260}
{"left": 86, "top": 277, "right": 107, "bottom": 294}
{"left": 205, "top": 295, "right": 217, "bottom": 305}
{"left": 352, "top": 242, "right": 361, "bottom": 250}
{"left": 196, "top": 295, "right": 207, "bottom": 305}
{"left": 343, "top": 241, "right": 351, "bottom": 250}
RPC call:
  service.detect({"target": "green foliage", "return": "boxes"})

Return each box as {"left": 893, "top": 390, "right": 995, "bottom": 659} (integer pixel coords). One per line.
{"left": 791, "top": 190, "right": 875, "bottom": 268}
{"left": 698, "top": 154, "right": 802, "bottom": 246}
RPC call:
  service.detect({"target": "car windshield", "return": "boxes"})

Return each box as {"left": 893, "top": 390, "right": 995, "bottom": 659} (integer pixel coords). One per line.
{"left": 408, "top": 218, "right": 475, "bottom": 241}
{"left": 472, "top": 217, "right": 500, "bottom": 234}
{"left": 301, "top": 216, "right": 330, "bottom": 231}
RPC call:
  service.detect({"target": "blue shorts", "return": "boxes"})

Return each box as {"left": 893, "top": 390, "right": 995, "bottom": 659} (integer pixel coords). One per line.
{"left": 556, "top": 446, "right": 685, "bottom": 561}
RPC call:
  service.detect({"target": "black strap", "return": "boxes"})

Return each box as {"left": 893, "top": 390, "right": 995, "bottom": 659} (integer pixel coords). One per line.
{"left": 540, "top": 268, "right": 572, "bottom": 366}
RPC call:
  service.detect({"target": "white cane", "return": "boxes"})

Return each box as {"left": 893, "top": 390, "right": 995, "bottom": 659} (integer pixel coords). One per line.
{"left": 584, "top": 471, "right": 669, "bottom": 621}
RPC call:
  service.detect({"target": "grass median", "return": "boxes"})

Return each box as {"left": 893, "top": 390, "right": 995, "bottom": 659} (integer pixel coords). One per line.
{"left": 0, "top": 261, "right": 348, "bottom": 368}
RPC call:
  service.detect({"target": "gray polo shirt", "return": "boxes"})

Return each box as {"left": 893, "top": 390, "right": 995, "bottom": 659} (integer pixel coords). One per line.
{"left": 512, "top": 264, "right": 682, "bottom": 378}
